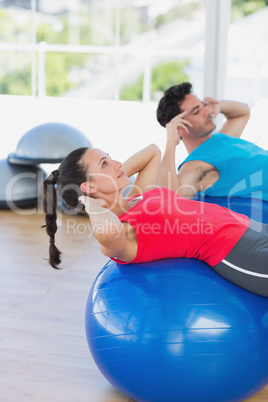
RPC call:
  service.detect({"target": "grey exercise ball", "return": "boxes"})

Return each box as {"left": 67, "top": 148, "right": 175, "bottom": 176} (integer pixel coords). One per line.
{"left": 0, "top": 159, "right": 46, "bottom": 209}
{"left": 8, "top": 122, "right": 92, "bottom": 165}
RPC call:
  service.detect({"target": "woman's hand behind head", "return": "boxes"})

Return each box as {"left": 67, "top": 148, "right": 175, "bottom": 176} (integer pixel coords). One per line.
{"left": 79, "top": 195, "right": 109, "bottom": 214}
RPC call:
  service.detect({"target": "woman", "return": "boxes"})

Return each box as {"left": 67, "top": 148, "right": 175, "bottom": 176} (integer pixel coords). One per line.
{"left": 42, "top": 144, "right": 268, "bottom": 297}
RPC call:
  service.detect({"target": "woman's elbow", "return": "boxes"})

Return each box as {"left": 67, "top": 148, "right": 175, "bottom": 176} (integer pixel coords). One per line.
{"left": 149, "top": 143, "right": 161, "bottom": 156}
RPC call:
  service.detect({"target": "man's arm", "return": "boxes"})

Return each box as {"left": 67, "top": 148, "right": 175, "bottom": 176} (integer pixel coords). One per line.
{"left": 159, "top": 113, "right": 218, "bottom": 199}
{"left": 204, "top": 97, "right": 250, "bottom": 138}
{"left": 177, "top": 161, "right": 213, "bottom": 199}
{"left": 158, "top": 112, "right": 194, "bottom": 193}
{"left": 160, "top": 144, "right": 206, "bottom": 198}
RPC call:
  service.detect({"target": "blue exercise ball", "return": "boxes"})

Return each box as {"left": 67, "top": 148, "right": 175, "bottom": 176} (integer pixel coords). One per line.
{"left": 85, "top": 258, "right": 268, "bottom": 402}
{"left": 193, "top": 195, "right": 268, "bottom": 223}
{"left": 8, "top": 122, "right": 91, "bottom": 165}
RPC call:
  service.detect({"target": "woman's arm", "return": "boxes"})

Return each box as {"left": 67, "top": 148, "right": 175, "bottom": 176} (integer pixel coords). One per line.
{"left": 122, "top": 144, "right": 161, "bottom": 197}
{"left": 79, "top": 195, "right": 137, "bottom": 261}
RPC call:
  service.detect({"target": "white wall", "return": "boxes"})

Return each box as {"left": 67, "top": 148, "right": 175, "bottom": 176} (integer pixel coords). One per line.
{"left": 241, "top": 98, "right": 268, "bottom": 149}
{"left": 0, "top": 95, "right": 188, "bottom": 168}
{"left": 1, "top": 95, "right": 267, "bottom": 176}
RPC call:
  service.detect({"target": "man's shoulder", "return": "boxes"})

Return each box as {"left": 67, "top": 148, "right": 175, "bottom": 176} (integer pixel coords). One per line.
{"left": 210, "top": 132, "right": 227, "bottom": 139}
{"left": 194, "top": 132, "right": 229, "bottom": 148}
{"left": 191, "top": 132, "right": 225, "bottom": 151}
{"left": 177, "top": 133, "right": 227, "bottom": 171}
{"left": 178, "top": 159, "right": 216, "bottom": 172}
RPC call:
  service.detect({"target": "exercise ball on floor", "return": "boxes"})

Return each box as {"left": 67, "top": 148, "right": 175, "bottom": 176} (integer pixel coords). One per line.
{"left": 8, "top": 122, "right": 91, "bottom": 165}
{"left": 0, "top": 158, "right": 46, "bottom": 208}
{"left": 85, "top": 258, "right": 268, "bottom": 402}
{"left": 193, "top": 195, "right": 268, "bottom": 223}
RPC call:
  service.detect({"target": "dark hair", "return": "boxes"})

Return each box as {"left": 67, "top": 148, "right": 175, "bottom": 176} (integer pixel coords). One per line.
{"left": 156, "top": 82, "right": 193, "bottom": 127}
{"left": 42, "top": 147, "right": 89, "bottom": 269}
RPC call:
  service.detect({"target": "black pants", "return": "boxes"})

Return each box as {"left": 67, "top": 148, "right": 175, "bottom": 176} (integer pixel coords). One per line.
{"left": 213, "top": 220, "right": 268, "bottom": 297}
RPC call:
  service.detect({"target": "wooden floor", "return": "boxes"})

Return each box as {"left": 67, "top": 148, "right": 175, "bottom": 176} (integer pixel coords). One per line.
{"left": 0, "top": 208, "right": 268, "bottom": 402}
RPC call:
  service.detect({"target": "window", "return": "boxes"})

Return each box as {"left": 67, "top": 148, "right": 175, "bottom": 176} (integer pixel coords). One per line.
{"left": 225, "top": 0, "right": 268, "bottom": 107}
{"left": 0, "top": 0, "right": 206, "bottom": 101}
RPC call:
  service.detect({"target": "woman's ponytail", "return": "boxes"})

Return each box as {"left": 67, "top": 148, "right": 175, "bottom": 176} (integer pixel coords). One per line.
{"left": 42, "top": 170, "right": 62, "bottom": 268}
{"left": 41, "top": 147, "right": 89, "bottom": 269}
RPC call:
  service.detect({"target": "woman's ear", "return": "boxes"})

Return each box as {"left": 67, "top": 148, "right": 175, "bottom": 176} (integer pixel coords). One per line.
{"left": 80, "top": 182, "right": 97, "bottom": 194}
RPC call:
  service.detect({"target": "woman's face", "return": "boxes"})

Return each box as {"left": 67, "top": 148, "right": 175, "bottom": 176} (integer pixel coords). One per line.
{"left": 80, "top": 148, "right": 131, "bottom": 195}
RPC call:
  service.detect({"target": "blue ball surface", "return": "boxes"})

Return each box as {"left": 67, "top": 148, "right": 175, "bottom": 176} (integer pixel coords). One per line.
{"left": 85, "top": 258, "right": 268, "bottom": 402}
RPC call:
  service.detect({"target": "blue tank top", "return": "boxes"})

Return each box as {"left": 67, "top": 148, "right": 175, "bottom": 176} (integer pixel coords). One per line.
{"left": 178, "top": 133, "right": 268, "bottom": 200}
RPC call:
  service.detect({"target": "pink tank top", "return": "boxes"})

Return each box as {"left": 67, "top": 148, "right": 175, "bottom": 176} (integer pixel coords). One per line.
{"left": 111, "top": 187, "right": 249, "bottom": 266}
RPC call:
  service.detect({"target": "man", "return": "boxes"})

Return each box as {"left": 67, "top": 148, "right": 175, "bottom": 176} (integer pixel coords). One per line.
{"left": 157, "top": 82, "right": 268, "bottom": 202}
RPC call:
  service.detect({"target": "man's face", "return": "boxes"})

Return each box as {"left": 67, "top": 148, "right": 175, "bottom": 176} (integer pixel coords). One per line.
{"left": 180, "top": 94, "right": 216, "bottom": 139}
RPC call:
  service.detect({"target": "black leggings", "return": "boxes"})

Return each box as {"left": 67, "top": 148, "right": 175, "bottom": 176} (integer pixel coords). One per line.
{"left": 213, "top": 220, "right": 268, "bottom": 297}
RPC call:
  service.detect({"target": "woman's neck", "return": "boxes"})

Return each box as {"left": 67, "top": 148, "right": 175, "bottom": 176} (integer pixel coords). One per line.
{"left": 110, "top": 197, "right": 132, "bottom": 216}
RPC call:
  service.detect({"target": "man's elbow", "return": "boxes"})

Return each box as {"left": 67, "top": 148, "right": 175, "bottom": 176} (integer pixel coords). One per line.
{"left": 244, "top": 103, "right": 250, "bottom": 113}
{"left": 241, "top": 104, "right": 251, "bottom": 132}
{"left": 240, "top": 103, "right": 250, "bottom": 122}
{"left": 177, "top": 184, "right": 197, "bottom": 199}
